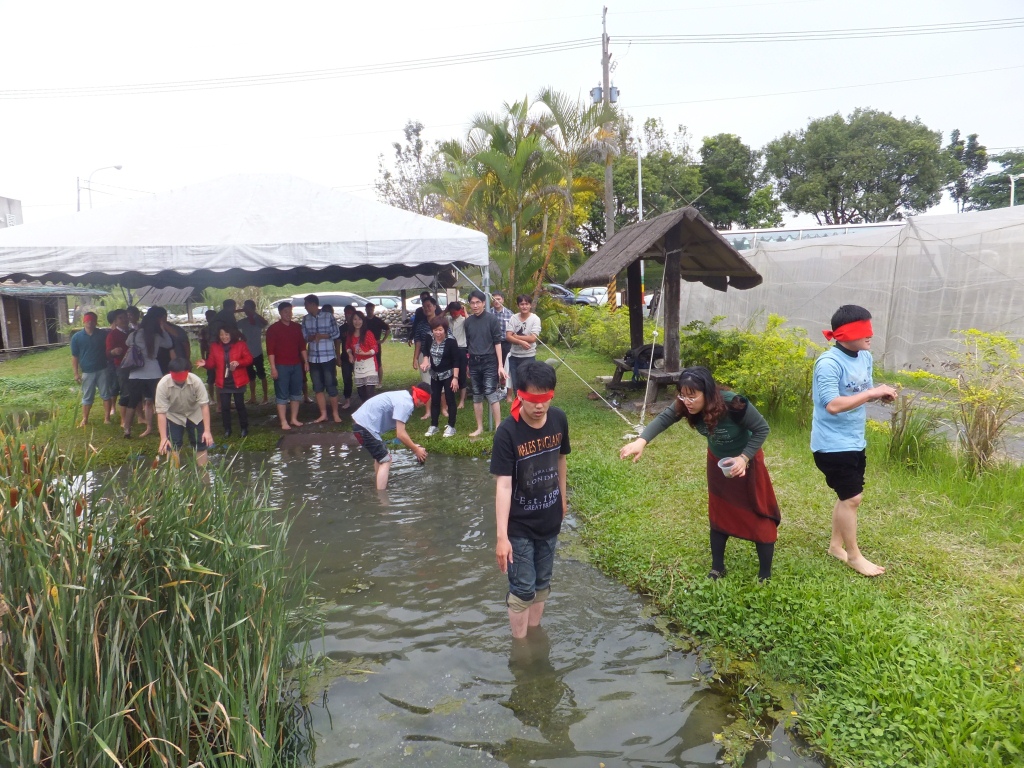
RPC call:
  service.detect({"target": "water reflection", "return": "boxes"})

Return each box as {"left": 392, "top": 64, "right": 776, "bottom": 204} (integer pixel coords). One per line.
{"left": 236, "top": 446, "right": 822, "bottom": 768}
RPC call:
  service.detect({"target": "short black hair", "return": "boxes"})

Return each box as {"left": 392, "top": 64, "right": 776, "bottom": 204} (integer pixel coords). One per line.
{"left": 831, "top": 305, "right": 872, "bottom": 330}
{"left": 107, "top": 309, "right": 125, "bottom": 324}
{"left": 222, "top": 299, "right": 236, "bottom": 310}
{"left": 205, "top": 309, "right": 218, "bottom": 319}
{"left": 421, "top": 296, "right": 437, "bottom": 308}
{"left": 517, "top": 360, "right": 557, "bottom": 392}
{"left": 515, "top": 294, "right": 532, "bottom": 305}
{"left": 468, "top": 289, "right": 487, "bottom": 303}
{"left": 168, "top": 357, "right": 192, "bottom": 373}
{"left": 304, "top": 294, "right": 319, "bottom": 306}
{"left": 243, "top": 299, "right": 257, "bottom": 310}
{"left": 428, "top": 315, "right": 449, "bottom": 330}
{"left": 277, "top": 301, "right": 292, "bottom": 311}
{"left": 492, "top": 289, "right": 505, "bottom": 299}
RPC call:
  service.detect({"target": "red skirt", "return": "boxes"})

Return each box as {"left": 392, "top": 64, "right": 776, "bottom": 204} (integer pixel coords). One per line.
{"left": 705, "top": 449, "right": 781, "bottom": 543}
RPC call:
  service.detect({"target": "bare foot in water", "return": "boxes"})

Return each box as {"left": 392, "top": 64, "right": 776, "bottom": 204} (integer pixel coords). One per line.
{"left": 846, "top": 555, "right": 886, "bottom": 577}
{"left": 468, "top": 428, "right": 483, "bottom": 437}
{"left": 828, "top": 544, "right": 849, "bottom": 563}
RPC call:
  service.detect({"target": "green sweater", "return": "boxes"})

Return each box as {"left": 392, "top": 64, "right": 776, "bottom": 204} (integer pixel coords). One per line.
{"left": 639, "top": 391, "right": 770, "bottom": 460}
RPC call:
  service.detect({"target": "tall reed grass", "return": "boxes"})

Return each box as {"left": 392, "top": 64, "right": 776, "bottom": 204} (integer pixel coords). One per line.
{"left": 0, "top": 425, "right": 320, "bottom": 766}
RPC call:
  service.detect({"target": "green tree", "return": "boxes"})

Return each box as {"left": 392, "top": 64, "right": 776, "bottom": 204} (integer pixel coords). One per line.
{"left": 742, "top": 185, "right": 784, "bottom": 228}
{"left": 374, "top": 119, "right": 444, "bottom": 216}
{"left": 697, "top": 133, "right": 758, "bottom": 228}
{"left": 945, "top": 129, "right": 988, "bottom": 213}
{"left": 764, "top": 108, "right": 947, "bottom": 224}
{"left": 968, "top": 151, "right": 1024, "bottom": 210}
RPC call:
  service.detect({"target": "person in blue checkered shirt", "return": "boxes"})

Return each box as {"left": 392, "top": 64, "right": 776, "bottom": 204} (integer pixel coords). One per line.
{"left": 301, "top": 294, "right": 342, "bottom": 423}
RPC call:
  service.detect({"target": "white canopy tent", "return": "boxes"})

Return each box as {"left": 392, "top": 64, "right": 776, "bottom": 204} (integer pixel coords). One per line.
{"left": 0, "top": 174, "right": 490, "bottom": 289}
{"left": 677, "top": 206, "right": 1024, "bottom": 369}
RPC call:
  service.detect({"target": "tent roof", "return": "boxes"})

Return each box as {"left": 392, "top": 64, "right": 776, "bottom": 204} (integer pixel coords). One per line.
{"left": 0, "top": 174, "right": 489, "bottom": 289}
{"left": 565, "top": 206, "right": 762, "bottom": 292}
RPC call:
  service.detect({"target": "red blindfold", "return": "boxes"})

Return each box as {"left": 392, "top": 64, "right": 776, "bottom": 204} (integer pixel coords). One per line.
{"left": 823, "top": 319, "right": 873, "bottom": 342}
{"left": 170, "top": 371, "right": 190, "bottom": 383}
{"left": 510, "top": 389, "right": 554, "bottom": 421}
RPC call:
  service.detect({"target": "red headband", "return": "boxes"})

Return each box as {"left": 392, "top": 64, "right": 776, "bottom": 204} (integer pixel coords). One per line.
{"left": 510, "top": 389, "right": 554, "bottom": 421}
{"left": 823, "top": 319, "right": 873, "bottom": 342}
{"left": 170, "top": 370, "right": 189, "bottom": 383}
{"left": 411, "top": 387, "right": 431, "bottom": 407}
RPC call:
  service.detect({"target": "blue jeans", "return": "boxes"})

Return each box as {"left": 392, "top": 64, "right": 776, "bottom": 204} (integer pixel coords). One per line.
{"left": 273, "top": 363, "right": 303, "bottom": 404}
{"left": 507, "top": 534, "right": 558, "bottom": 605}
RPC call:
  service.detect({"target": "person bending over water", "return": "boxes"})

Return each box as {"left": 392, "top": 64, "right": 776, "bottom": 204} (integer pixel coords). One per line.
{"left": 620, "top": 366, "right": 781, "bottom": 581}
{"left": 351, "top": 384, "right": 431, "bottom": 490}
{"left": 492, "top": 361, "right": 571, "bottom": 639}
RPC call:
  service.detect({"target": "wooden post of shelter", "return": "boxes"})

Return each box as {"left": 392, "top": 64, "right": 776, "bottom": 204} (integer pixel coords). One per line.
{"left": 626, "top": 260, "right": 644, "bottom": 350}
{"left": 663, "top": 227, "right": 682, "bottom": 373}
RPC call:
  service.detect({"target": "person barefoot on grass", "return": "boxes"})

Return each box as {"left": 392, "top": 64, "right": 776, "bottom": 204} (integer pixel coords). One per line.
{"left": 351, "top": 384, "right": 431, "bottom": 490}
{"left": 492, "top": 361, "right": 570, "bottom": 639}
{"left": 811, "top": 305, "right": 897, "bottom": 578}
{"left": 266, "top": 301, "right": 308, "bottom": 430}
{"left": 464, "top": 290, "right": 505, "bottom": 437}
{"left": 300, "top": 294, "right": 342, "bottom": 424}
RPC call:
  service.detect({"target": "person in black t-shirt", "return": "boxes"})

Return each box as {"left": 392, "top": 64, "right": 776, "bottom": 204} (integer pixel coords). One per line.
{"left": 490, "top": 360, "right": 570, "bottom": 639}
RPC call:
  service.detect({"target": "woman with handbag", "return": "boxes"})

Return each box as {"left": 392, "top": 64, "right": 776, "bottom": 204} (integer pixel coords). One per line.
{"left": 199, "top": 324, "right": 254, "bottom": 437}
{"left": 123, "top": 307, "right": 175, "bottom": 439}
{"left": 345, "top": 311, "right": 380, "bottom": 403}
{"left": 619, "top": 366, "right": 781, "bottom": 581}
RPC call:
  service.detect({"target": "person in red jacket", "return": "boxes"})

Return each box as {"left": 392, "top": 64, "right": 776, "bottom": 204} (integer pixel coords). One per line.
{"left": 198, "top": 325, "right": 253, "bottom": 438}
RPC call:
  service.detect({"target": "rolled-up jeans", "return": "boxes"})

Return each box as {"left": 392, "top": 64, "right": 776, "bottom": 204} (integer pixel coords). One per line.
{"left": 505, "top": 534, "right": 558, "bottom": 612}
{"left": 469, "top": 353, "right": 500, "bottom": 404}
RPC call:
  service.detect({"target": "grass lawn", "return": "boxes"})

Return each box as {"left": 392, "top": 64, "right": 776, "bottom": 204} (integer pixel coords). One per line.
{"left": 3, "top": 343, "right": 1023, "bottom": 767}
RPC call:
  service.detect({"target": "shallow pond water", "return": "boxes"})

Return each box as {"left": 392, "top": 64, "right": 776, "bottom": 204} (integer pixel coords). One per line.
{"left": 243, "top": 441, "right": 823, "bottom": 768}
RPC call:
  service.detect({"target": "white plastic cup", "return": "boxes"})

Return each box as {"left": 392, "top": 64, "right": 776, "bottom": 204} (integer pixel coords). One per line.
{"left": 717, "top": 457, "right": 736, "bottom": 477}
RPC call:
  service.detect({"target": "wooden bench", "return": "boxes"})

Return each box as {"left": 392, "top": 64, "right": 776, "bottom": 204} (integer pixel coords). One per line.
{"left": 607, "top": 357, "right": 678, "bottom": 401}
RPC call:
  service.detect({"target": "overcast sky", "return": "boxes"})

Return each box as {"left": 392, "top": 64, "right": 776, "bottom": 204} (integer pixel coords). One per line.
{"left": 1, "top": 0, "right": 1021, "bottom": 224}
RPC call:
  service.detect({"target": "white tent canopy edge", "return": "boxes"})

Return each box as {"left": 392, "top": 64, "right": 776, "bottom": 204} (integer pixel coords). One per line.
{"left": 0, "top": 174, "right": 489, "bottom": 290}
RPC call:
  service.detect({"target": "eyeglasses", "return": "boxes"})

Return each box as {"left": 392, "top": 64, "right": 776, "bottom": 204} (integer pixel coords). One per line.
{"left": 677, "top": 393, "right": 702, "bottom": 403}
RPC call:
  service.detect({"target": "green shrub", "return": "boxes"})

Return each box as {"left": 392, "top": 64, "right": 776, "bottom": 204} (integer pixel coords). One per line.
{"left": 0, "top": 428, "right": 321, "bottom": 766}
{"left": 885, "top": 392, "right": 945, "bottom": 469}
{"left": 582, "top": 304, "right": 635, "bottom": 358}
{"left": 903, "top": 329, "right": 1024, "bottom": 474}
{"left": 717, "top": 315, "right": 822, "bottom": 422}
{"left": 679, "top": 316, "right": 747, "bottom": 371}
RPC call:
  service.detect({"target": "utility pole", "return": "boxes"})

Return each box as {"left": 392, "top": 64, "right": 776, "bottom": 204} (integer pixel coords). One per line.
{"left": 602, "top": 6, "right": 614, "bottom": 240}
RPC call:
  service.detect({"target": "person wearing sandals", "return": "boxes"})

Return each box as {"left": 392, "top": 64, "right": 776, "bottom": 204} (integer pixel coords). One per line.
{"left": 419, "top": 316, "right": 461, "bottom": 437}
{"left": 198, "top": 324, "right": 253, "bottom": 438}
{"left": 620, "top": 366, "right": 780, "bottom": 581}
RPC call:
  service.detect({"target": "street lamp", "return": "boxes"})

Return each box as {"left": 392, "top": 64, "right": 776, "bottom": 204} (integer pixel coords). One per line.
{"left": 77, "top": 165, "right": 123, "bottom": 211}
{"left": 1010, "top": 173, "right": 1024, "bottom": 208}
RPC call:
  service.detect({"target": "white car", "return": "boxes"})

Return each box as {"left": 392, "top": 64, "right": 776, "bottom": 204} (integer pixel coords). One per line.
{"left": 577, "top": 287, "right": 654, "bottom": 308}
{"left": 405, "top": 293, "right": 452, "bottom": 312}
{"left": 364, "top": 295, "right": 402, "bottom": 310}
{"left": 288, "top": 291, "right": 372, "bottom": 320}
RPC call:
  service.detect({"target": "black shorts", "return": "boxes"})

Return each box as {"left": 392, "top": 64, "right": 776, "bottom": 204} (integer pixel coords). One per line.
{"left": 127, "top": 377, "right": 158, "bottom": 409}
{"left": 247, "top": 354, "right": 266, "bottom": 381}
{"left": 168, "top": 419, "right": 210, "bottom": 452}
{"left": 353, "top": 424, "right": 391, "bottom": 463}
{"left": 813, "top": 449, "right": 866, "bottom": 501}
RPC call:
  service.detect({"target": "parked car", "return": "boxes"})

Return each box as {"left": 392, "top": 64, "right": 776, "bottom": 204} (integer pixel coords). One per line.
{"left": 576, "top": 286, "right": 655, "bottom": 308}
{"left": 289, "top": 291, "right": 372, "bottom": 319}
{"left": 364, "top": 295, "right": 402, "bottom": 310}
{"left": 405, "top": 293, "right": 452, "bottom": 312}
{"left": 544, "top": 283, "right": 598, "bottom": 307}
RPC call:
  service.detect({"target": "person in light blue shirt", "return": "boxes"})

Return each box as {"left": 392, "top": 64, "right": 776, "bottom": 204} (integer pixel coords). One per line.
{"left": 351, "top": 384, "right": 431, "bottom": 490}
{"left": 811, "top": 305, "right": 897, "bottom": 578}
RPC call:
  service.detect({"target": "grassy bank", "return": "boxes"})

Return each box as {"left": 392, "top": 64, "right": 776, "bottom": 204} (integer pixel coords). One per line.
{"left": 3, "top": 343, "right": 1023, "bottom": 766}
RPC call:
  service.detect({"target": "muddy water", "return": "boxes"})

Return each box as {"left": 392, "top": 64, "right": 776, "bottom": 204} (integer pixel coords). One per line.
{"left": 248, "top": 442, "right": 821, "bottom": 768}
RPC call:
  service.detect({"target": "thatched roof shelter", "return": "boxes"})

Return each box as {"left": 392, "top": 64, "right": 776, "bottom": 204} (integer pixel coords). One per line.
{"left": 566, "top": 206, "right": 762, "bottom": 372}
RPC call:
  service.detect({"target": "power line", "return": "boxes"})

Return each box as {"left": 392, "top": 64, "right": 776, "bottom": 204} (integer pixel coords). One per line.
{"left": 625, "top": 16, "right": 1024, "bottom": 44}
{"left": 2, "top": 17, "right": 1021, "bottom": 100}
